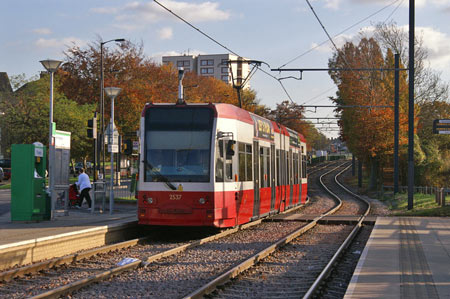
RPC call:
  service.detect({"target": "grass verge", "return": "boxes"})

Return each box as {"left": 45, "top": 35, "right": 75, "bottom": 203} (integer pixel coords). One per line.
{"left": 343, "top": 171, "right": 450, "bottom": 216}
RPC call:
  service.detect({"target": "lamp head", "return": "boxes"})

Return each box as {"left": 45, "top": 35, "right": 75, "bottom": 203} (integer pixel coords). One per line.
{"left": 104, "top": 87, "right": 122, "bottom": 99}
{"left": 40, "top": 59, "right": 63, "bottom": 73}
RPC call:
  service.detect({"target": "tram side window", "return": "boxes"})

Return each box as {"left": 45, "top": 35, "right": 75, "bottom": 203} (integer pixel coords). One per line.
{"left": 276, "top": 150, "right": 281, "bottom": 186}
{"left": 238, "top": 143, "right": 252, "bottom": 181}
{"left": 216, "top": 140, "right": 233, "bottom": 182}
{"left": 302, "top": 154, "right": 307, "bottom": 178}
{"left": 260, "top": 147, "right": 270, "bottom": 188}
{"left": 293, "top": 153, "right": 299, "bottom": 184}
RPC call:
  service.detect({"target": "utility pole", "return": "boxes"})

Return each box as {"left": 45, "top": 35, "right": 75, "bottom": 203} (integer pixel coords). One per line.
{"left": 394, "top": 54, "right": 399, "bottom": 194}
{"left": 408, "top": 0, "right": 415, "bottom": 210}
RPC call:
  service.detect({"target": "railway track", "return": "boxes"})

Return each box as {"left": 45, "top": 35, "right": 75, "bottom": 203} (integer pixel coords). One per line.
{"left": 185, "top": 161, "right": 371, "bottom": 298}
{"left": 0, "top": 160, "right": 369, "bottom": 298}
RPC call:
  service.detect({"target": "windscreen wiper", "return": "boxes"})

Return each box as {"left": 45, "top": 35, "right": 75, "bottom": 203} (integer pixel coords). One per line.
{"left": 144, "top": 160, "right": 176, "bottom": 190}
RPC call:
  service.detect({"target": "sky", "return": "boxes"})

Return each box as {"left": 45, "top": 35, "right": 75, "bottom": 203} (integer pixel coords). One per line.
{"left": 1, "top": 0, "right": 450, "bottom": 138}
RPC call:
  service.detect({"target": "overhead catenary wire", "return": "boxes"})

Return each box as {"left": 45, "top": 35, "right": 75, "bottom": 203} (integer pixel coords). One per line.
{"left": 153, "top": 0, "right": 241, "bottom": 57}
{"left": 278, "top": 0, "right": 403, "bottom": 68}
{"left": 256, "top": 66, "right": 295, "bottom": 104}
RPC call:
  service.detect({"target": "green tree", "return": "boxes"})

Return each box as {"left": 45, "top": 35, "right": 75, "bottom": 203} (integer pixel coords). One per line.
{"left": 0, "top": 74, "right": 95, "bottom": 161}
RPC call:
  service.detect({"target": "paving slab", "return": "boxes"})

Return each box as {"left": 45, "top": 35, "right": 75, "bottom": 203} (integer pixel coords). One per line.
{"left": 345, "top": 217, "right": 450, "bottom": 299}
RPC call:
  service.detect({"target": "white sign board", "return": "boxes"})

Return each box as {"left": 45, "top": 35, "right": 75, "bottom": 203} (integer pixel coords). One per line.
{"left": 133, "top": 141, "right": 139, "bottom": 151}
{"left": 108, "top": 144, "right": 119, "bottom": 153}
{"left": 105, "top": 123, "right": 119, "bottom": 145}
{"left": 54, "top": 130, "right": 71, "bottom": 149}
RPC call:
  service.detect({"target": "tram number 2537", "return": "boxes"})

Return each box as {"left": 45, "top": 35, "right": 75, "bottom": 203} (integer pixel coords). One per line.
{"left": 169, "top": 194, "right": 182, "bottom": 200}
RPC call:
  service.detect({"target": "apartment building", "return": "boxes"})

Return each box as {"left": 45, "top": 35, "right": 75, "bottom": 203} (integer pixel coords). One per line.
{"left": 162, "top": 53, "right": 251, "bottom": 89}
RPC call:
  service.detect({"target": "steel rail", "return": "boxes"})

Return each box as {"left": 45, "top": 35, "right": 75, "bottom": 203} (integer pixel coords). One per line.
{"left": 183, "top": 162, "right": 348, "bottom": 298}
{"left": 0, "top": 237, "right": 145, "bottom": 282}
{"left": 30, "top": 161, "right": 347, "bottom": 298}
{"left": 303, "top": 164, "right": 371, "bottom": 298}
{"left": 33, "top": 212, "right": 318, "bottom": 299}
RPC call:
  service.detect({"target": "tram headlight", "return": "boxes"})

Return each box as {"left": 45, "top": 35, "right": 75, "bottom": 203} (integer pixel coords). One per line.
{"left": 199, "top": 198, "right": 206, "bottom": 204}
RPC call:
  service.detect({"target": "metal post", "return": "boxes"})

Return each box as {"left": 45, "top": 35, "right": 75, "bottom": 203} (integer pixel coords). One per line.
{"left": 49, "top": 71, "right": 55, "bottom": 219}
{"left": 352, "top": 154, "right": 355, "bottom": 176}
{"left": 394, "top": 54, "right": 399, "bottom": 194}
{"left": 358, "top": 159, "right": 362, "bottom": 188}
{"left": 110, "top": 97, "right": 114, "bottom": 215}
{"left": 117, "top": 135, "right": 121, "bottom": 185}
{"left": 100, "top": 43, "right": 105, "bottom": 181}
{"left": 408, "top": 0, "right": 415, "bottom": 210}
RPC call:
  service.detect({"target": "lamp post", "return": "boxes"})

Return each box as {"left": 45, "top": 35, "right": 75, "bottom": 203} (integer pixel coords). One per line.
{"left": 100, "top": 39, "right": 125, "bottom": 181}
{"left": 40, "top": 59, "right": 63, "bottom": 219}
{"left": 104, "top": 87, "right": 121, "bottom": 215}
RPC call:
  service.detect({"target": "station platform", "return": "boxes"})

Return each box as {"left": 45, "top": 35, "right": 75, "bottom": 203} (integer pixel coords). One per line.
{"left": 0, "top": 190, "right": 138, "bottom": 270}
{"left": 0, "top": 205, "right": 137, "bottom": 246}
{"left": 345, "top": 217, "right": 450, "bottom": 299}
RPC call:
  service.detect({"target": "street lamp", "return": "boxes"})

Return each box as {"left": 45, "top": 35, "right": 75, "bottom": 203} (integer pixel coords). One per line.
{"left": 104, "top": 86, "right": 121, "bottom": 215}
{"left": 40, "top": 59, "right": 63, "bottom": 219}
{"left": 100, "top": 38, "right": 125, "bottom": 181}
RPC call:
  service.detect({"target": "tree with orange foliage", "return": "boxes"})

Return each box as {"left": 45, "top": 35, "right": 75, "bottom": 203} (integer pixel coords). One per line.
{"left": 59, "top": 40, "right": 262, "bottom": 135}
{"left": 329, "top": 37, "right": 410, "bottom": 190}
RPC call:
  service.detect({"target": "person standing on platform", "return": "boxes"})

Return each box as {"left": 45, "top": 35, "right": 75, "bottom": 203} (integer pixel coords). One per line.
{"left": 76, "top": 168, "right": 92, "bottom": 210}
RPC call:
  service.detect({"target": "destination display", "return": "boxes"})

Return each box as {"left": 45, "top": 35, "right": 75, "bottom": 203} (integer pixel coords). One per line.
{"left": 287, "top": 128, "right": 300, "bottom": 147}
{"left": 251, "top": 115, "right": 274, "bottom": 140}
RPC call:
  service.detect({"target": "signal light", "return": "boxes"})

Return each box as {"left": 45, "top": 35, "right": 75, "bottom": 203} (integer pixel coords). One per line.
{"left": 87, "top": 116, "right": 97, "bottom": 138}
{"left": 122, "top": 139, "right": 133, "bottom": 155}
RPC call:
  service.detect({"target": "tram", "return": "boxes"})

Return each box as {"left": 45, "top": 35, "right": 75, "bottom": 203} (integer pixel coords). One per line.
{"left": 137, "top": 102, "right": 307, "bottom": 228}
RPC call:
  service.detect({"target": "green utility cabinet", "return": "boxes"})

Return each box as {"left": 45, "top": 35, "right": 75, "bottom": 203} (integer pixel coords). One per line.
{"left": 11, "top": 143, "right": 50, "bottom": 221}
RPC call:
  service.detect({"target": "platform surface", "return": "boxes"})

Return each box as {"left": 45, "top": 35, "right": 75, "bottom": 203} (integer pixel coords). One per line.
{"left": 345, "top": 217, "right": 450, "bottom": 299}
{"left": 0, "top": 189, "right": 137, "bottom": 247}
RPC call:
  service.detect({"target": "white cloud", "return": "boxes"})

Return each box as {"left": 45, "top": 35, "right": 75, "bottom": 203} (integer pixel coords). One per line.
{"left": 350, "top": 0, "right": 426, "bottom": 7}
{"left": 430, "top": 0, "right": 450, "bottom": 5}
{"left": 416, "top": 27, "right": 450, "bottom": 70}
{"left": 324, "top": 0, "right": 342, "bottom": 10}
{"left": 158, "top": 27, "right": 173, "bottom": 40}
{"left": 35, "top": 37, "right": 86, "bottom": 49}
{"left": 93, "top": 0, "right": 230, "bottom": 31}
{"left": 33, "top": 28, "right": 52, "bottom": 35}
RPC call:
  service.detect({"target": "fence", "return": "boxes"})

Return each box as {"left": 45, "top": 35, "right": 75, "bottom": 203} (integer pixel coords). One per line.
{"left": 381, "top": 185, "right": 448, "bottom": 206}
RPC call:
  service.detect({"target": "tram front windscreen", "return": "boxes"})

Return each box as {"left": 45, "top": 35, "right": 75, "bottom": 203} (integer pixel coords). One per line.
{"left": 144, "top": 107, "right": 213, "bottom": 183}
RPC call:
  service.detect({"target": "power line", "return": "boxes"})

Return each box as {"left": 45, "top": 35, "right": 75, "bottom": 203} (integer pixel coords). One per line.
{"left": 153, "top": 0, "right": 295, "bottom": 108}
{"left": 279, "top": 0, "right": 403, "bottom": 68}
{"left": 383, "top": 0, "right": 405, "bottom": 23}
{"left": 256, "top": 66, "right": 295, "bottom": 104}
{"left": 153, "top": 0, "right": 240, "bottom": 57}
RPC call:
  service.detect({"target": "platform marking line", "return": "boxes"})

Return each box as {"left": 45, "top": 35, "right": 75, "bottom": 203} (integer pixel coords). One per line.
{"left": 399, "top": 217, "right": 439, "bottom": 299}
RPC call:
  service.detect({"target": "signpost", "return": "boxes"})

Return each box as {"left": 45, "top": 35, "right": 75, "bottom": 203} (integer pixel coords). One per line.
{"left": 105, "top": 123, "right": 119, "bottom": 152}
{"left": 433, "top": 119, "right": 450, "bottom": 134}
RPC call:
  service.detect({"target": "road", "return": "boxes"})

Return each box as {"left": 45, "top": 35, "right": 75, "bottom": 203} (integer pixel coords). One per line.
{"left": 0, "top": 189, "right": 11, "bottom": 216}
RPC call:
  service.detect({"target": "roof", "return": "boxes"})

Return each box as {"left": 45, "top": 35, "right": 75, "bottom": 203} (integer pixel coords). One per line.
{"left": 0, "top": 73, "right": 12, "bottom": 93}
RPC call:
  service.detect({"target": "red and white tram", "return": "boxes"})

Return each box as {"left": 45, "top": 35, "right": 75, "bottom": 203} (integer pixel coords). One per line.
{"left": 137, "top": 102, "right": 307, "bottom": 228}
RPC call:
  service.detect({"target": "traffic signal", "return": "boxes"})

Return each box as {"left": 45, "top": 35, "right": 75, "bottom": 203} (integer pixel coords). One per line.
{"left": 122, "top": 139, "right": 133, "bottom": 155}
{"left": 87, "top": 115, "right": 97, "bottom": 138}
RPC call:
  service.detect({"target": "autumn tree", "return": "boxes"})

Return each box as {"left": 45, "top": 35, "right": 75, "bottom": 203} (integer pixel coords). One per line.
{"left": 263, "top": 100, "right": 327, "bottom": 151}
{"left": 329, "top": 37, "right": 410, "bottom": 190}
{"left": 60, "top": 39, "right": 261, "bottom": 135}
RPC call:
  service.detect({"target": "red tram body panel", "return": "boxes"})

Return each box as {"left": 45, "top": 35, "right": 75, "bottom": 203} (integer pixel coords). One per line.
{"left": 137, "top": 103, "right": 307, "bottom": 228}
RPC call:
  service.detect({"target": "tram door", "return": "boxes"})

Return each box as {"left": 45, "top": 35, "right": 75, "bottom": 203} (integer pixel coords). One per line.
{"left": 270, "top": 144, "right": 276, "bottom": 211}
{"left": 253, "top": 140, "right": 260, "bottom": 217}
